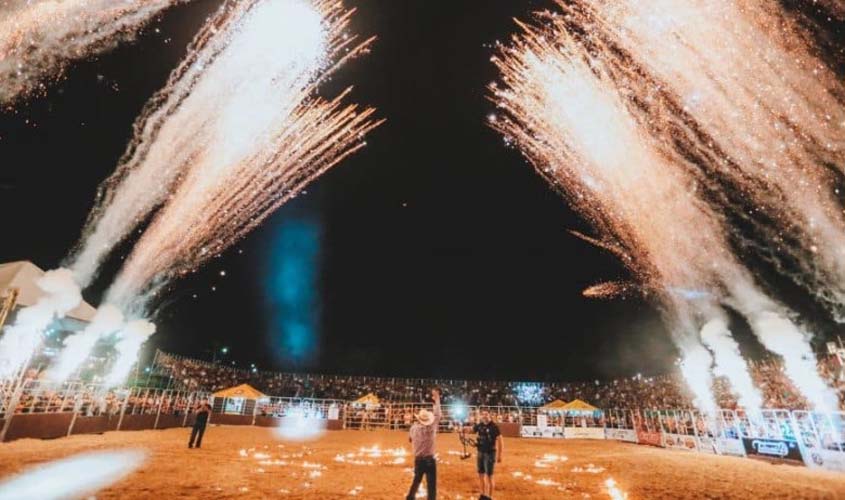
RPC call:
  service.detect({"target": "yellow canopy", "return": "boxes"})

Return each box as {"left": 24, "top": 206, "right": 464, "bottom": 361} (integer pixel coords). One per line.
{"left": 561, "top": 399, "right": 598, "bottom": 412}
{"left": 540, "top": 399, "right": 568, "bottom": 411}
{"left": 353, "top": 393, "right": 380, "bottom": 406}
{"left": 212, "top": 384, "right": 265, "bottom": 400}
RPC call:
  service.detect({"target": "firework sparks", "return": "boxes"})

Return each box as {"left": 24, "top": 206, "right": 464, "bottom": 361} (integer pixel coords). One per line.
{"left": 89, "top": 0, "right": 379, "bottom": 383}
{"left": 565, "top": 0, "right": 845, "bottom": 320}
{"left": 103, "top": 0, "right": 380, "bottom": 312}
{"left": 490, "top": 16, "right": 724, "bottom": 410}
{"left": 489, "top": 3, "right": 837, "bottom": 411}
{"left": 70, "top": 0, "right": 373, "bottom": 288}
{"left": 0, "top": 0, "right": 186, "bottom": 104}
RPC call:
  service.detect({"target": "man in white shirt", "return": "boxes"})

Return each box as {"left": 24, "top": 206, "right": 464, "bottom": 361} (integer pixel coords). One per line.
{"left": 406, "top": 388, "right": 441, "bottom": 500}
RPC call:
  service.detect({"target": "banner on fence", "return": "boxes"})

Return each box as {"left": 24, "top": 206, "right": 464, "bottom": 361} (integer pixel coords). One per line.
{"left": 663, "top": 433, "right": 698, "bottom": 451}
{"left": 715, "top": 438, "right": 746, "bottom": 457}
{"left": 695, "top": 436, "right": 719, "bottom": 455}
{"left": 636, "top": 429, "right": 663, "bottom": 447}
{"left": 520, "top": 425, "right": 564, "bottom": 438}
{"left": 803, "top": 448, "right": 845, "bottom": 472}
{"left": 605, "top": 428, "right": 638, "bottom": 443}
{"left": 742, "top": 437, "right": 803, "bottom": 462}
{"left": 564, "top": 427, "right": 605, "bottom": 440}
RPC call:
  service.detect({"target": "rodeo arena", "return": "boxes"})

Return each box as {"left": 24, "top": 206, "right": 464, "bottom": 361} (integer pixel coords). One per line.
{"left": 0, "top": 263, "right": 844, "bottom": 498}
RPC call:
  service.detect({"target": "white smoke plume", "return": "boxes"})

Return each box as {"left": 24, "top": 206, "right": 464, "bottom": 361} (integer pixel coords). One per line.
{"left": 0, "top": 0, "right": 187, "bottom": 104}
{"left": 103, "top": 319, "right": 156, "bottom": 387}
{"left": 0, "top": 449, "right": 147, "bottom": 499}
{"left": 0, "top": 268, "right": 81, "bottom": 379}
{"left": 45, "top": 304, "right": 124, "bottom": 382}
{"left": 700, "top": 317, "right": 763, "bottom": 412}
{"left": 748, "top": 310, "right": 838, "bottom": 411}
{"left": 678, "top": 342, "right": 717, "bottom": 414}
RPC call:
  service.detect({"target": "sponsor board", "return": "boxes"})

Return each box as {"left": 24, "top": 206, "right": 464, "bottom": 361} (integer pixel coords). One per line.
{"left": 636, "top": 429, "right": 663, "bottom": 447}
{"left": 742, "top": 437, "right": 803, "bottom": 462}
{"left": 715, "top": 438, "right": 746, "bottom": 457}
{"left": 520, "top": 425, "right": 564, "bottom": 439}
{"left": 605, "top": 428, "right": 638, "bottom": 443}
{"left": 803, "top": 447, "right": 845, "bottom": 472}
{"left": 564, "top": 427, "right": 606, "bottom": 440}
{"left": 696, "top": 436, "right": 719, "bottom": 454}
{"left": 663, "top": 433, "right": 698, "bottom": 451}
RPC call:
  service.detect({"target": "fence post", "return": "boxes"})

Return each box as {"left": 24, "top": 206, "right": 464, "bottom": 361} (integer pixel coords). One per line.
{"left": 66, "top": 394, "right": 82, "bottom": 437}
{"left": 153, "top": 390, "right": 166, "bottom": 429}
{"left": 0, "top": 383, "right": 24, "bottom": 442}
{"left": 116, "top": 390, "right": 131, "bottom": 431}
{"left": 251, "top": 398, "right": 258, "bottom": 426}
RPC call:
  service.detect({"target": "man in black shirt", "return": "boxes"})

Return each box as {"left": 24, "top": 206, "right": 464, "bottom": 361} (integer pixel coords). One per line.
{"left": 188, "top": 400, "right": 211, "bottom": 449}
{"left": 461, "top": 410, "right": 503, "bottom": 500}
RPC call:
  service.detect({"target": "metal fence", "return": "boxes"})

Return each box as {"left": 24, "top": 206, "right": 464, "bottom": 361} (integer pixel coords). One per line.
{"left": 2, "top": 380, "right": 845, "bottom": 473}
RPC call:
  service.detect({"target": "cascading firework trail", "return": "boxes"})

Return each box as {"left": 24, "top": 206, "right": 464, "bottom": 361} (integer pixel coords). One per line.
{"left": 90, "top": 0, "right": 381, "bottom": 385}
{"left": 490, "top": 4, "right": 838, "bottom": 411}
{"left": 69, "top": 0, "right": 370, "bottom": 288}
{"left": 0, "top": 0, "right": 187, "bottom": 105}
{"left": 548, "top": 0, "right": 842, "bottom": 409}
{"left": 18, "top": 0, "right": 379, "bottom": 386}
{"left": 562, "top": 0, "right": 845, "bottom": 320}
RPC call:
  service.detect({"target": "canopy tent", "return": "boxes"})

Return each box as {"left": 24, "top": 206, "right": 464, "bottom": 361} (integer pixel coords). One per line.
{"left": 212, "top": 384, "right": 266, "bottom": 400}
{"left": 352, "top": 393, "right": 380, "bottom": 407}
{"left": 0, "top": 261, "right": 96, "bottom": 324}
{"left": 540, "top": 399, "right": 568, "bottom": 412}
{"left": 561, "top": 399, "right": 599, "bottom": 414}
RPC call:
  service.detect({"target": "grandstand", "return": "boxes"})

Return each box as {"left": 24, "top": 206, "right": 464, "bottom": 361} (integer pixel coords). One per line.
{"left": 150, "top": 350, "right": 845, "bottom": 411}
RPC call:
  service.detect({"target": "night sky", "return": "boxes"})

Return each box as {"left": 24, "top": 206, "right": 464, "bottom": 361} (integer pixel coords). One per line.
{"left": 1, "top": 1, "right": 839, "bottom": 382}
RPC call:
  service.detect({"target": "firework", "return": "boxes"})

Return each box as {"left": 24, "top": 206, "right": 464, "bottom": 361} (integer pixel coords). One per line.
{"left": 490, "top": 3, "right": 837, "bottom": 411}
{"left": 0, "top": 0, "right": 186, "bottom": 104}
{"left": 94, "top": 0, "right": 380, "bottom": 385}
{"left": 563, "top": 0, "right": 845, "bottom": 320}
{"left": 103, "top": 0, "right": 380, "bottom": 312}
{"left": 69, "top": 0, "right": 372, "bottom": 287}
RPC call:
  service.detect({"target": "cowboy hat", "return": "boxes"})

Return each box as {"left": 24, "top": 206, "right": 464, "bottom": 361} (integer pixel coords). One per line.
{"left": 416, "top": 409, "right": 435, "bottom": 426}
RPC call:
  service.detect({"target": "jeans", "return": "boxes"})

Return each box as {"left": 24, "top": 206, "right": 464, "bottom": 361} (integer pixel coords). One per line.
{"left": 188, "top": 423, "right": 206, "bottom": 448}
{"left": 406, "top": 456, "right": 436, "bottom": 500}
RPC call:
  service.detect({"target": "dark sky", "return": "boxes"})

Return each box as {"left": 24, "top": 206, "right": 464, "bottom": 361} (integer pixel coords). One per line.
{"left": 2, "top": 0, "right": 838, "bottom": 382}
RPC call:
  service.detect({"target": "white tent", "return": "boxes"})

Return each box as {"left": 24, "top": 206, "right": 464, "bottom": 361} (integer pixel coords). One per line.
{"left": 0, "top": 261, "right": 96, "bottom": 324}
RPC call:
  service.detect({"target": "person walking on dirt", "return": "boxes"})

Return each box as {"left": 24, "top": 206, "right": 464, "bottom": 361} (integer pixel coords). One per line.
{"left": 406, "top": 388, "right": 441, "bottom": 500}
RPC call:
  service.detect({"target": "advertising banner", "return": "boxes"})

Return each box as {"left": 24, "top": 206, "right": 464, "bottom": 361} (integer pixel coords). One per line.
{"left": 605, "top": 428, "right": 638, "bottom": 443}
{"left": 636, "top": 429, "right": 663, "bottom": 447}
{"left": 742, "top": 437, "right": 803, "bottom": 462}
{"left": 520, "top": 425, "right": 564, "bottom": 439}
{"left": 803, "top": 448, "right": 845, "bottom": 472}
{"left": 663, "top": 433, "right": 698, "bottom": 451}
{"left": 696, "top": 436, "right": 719, "bottom": 454}
{"left": 715, "top": 438, "right": 746, "bottom": 457}
{"left": 564, "top": 427, "right": 606, "bottom": 440}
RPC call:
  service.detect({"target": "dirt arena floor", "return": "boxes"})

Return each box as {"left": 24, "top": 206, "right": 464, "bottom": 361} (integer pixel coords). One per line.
{"left": 1, "top": 426, "right": 845, "bottom": 499}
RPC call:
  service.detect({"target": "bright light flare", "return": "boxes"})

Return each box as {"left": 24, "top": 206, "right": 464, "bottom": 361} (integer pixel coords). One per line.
{"left": 275, "top": 407, "right": 327, "bottom": 442}
{"left": 0, "top": 449, "right": 147, "bottom": 500}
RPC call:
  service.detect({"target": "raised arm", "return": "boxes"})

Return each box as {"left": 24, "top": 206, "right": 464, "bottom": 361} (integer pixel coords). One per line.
{"left": 431, "top": 388, "right": 441, "bottom": 424}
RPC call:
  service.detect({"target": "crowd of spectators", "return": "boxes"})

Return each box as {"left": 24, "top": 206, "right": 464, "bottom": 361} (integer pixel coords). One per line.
{"left": 153, "top": 350, "right": 845, "bottom": 411}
